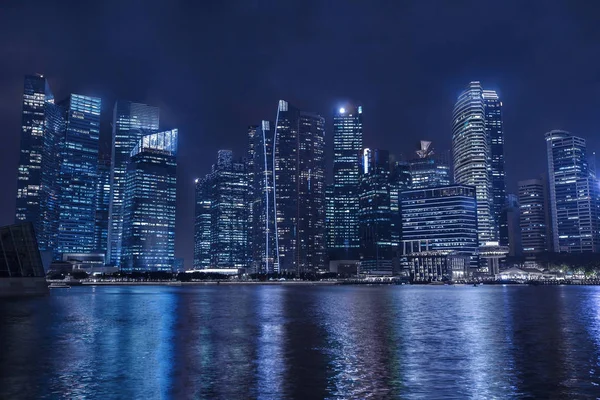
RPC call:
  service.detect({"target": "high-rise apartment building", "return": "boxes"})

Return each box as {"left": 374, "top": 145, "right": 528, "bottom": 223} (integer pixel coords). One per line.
{"left": 328, "top": 105, "right": 363, "bottom": 260}
{"left": 545, "top": 130, "right": 600, "bottom": 252}
{"left": 108, "top": 101, "right": 160, "bottom": 266}
{"left": 193, "top": 150, "right": 249, "bottom": 269}
{"left": 409, "top": 141, "right": 451, "bottom": 189}
{"left": 15, "top": 75, "right": 54, "bottom": 247}
{"left": 121, "top": 130, "right": 177, "bottom": 271}
{"left": 518, "top": 179, "right": 548, "bottom": 256}
{"left": 54, "top": 94, "right": 102, "bottom": 259}
{"left": 452, "top": 81, "right": 506, "bottom": 244}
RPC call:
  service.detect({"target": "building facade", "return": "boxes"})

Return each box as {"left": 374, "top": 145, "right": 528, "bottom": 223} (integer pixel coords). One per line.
{"left": 54, "top": 94, "right": 102, "bottom": 259}
{"left": 409, "top": 140, "right": 451, "bottom": 189}
{"left": 400, "top": 185, "right": 479, "bottom": 267}
{"left": 121, "top": 130, "right": 177, "bottom": 271}
{"left": 518, "top": 179, "right": 548, "bottom": 256}
{"left": 328, "top": 105, "right": 363, "bottom": 260}
{"left": 545, "top": 130, "right": 600, "bottom": 252}
{"left": 108, "top": 101, "right": 160, "bottom": 266}
{"left": 193, "top": 150, "right": 249, "bottom": 269}
{"left": 94, "top": 152, "right": 111, "bottom": 255}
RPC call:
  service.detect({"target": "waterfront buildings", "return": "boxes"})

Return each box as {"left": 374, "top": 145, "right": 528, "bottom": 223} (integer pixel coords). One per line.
{"left": 107, "top": 101, "right": 160, "bottom": 267}
{"left": 400, "top": 185, "right": 479, "bottom": 266}
{"left": 94, "top": 152, "right": 111, "bottom": 254}
{"left": 193, "top": 150, "right": 249, "bottom": 269}
{"left": 452, "top": 82, "right": 506, "bottom": 244}
{"left": 121, "top": 130, "right": 178, "bottom": 271}
{"left": 545, "top": 130, "right": 600, "bottom": 252}
{"left": 54, "top": 94, "right": 102, "bottom": 259}
{"left": 328, "top": 105, "right": 363, "bottom": 261}
{"left": 408, "top": 141, "right": 451, "bottom": 189}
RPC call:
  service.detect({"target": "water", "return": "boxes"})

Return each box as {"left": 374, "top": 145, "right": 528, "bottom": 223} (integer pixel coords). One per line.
{"left": 1, "top": 285, "right": 600, "bottom": 399}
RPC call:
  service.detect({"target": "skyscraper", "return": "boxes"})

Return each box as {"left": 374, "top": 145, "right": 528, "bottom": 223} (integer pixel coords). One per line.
{"left": 518, "top": 179, "right": 548, "bottom": 256}
{"left": 108, "top": 101, "right": 160, "bottom": 266}
{"left": 272, "top": 100, "right": 326, "bottom": 273}
{"left": 409, "top": 140, "right": 451, "bottom": 189}
{"left": 193, "top": 150, "right": 249, "bottom": 269}
{"left": 121, "top": 129, "right": 178, "bottom": 271}
{"left": 249, "top": 120, "right": 277, "bottom": 273}
{"left": 15, "top": 74, "right": 54, "bottom": 246}
{"left": 329, "top": 105, "right": 363, "bottom": 260}
{"left": 545, "top": 130, "right": 600, "bottom": 252}
{"left": 54, "top": 94, "right": 102, "bottom": 259}
{"left": 94, "top": 152, "right": 111, "bottom": 254}
{"left": 483, "top": 89, "right": 508, "bottom": 245}
{"left": 453, "top": 81, "right": 505, "bottom": 243}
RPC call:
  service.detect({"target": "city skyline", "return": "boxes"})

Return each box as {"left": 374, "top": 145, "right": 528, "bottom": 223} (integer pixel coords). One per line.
{"left": 3, "top": 1, "right": 600, "bottom": 269}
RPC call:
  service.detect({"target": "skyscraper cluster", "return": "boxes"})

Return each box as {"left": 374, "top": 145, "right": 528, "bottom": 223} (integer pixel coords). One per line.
{"left": 14, "top": 74, "right": 178, "bottom": 271}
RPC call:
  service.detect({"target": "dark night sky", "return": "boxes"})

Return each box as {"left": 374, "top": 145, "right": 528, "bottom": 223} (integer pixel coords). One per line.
{"left": 1, "top": 0, "right": 599, "bottom": 268}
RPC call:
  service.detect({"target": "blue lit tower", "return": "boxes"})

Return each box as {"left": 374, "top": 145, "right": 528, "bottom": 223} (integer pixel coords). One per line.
{"left": 193, "top": 150, "right": 249, "bottom": 269}
{"left": 453, "top": 82, "right": 494, "bottom": 243}
{"left": 409, "top": 140, "right": 451, "bottom": 189}
{"left": 94, "top": 152, "right": 111, "bottom": 254}
{"left": 328, "top": 105, "right": 363, "bottom": 261}
{"left": 107, "top": 101, "right": 160, "bottom": 266}
{"left": 121, "top": 130, "right": 178, "bottom": 271}
{"left": 545, "top": 130, "right": 600, "bottom": 252}
{"left": 483, "top": 89, "right": 507, "bottom": 245}
{"left": 54, "top": 94, "right": 102, "bottom": 258}
{"left": 15, "top": 74, "right": 54, "bottom": 246}
{"left": 273, "top": 100, "right": 326, "bottom": 274}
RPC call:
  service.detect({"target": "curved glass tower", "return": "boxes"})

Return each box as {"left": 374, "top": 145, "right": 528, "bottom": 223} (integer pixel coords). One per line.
{"left": 452, "top": 81, "right": 493, "bottom": 243}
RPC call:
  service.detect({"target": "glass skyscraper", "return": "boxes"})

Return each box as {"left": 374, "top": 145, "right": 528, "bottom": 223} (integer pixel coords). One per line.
{"left": 453, "top": 81, "right": 505, "bottom": 243}
{"left": 400, "top": 185, "right": 479, "bottom": 266}
{"left": 518, "top": 178, "right": 548, "bottom": 255}
{"left": 54, "top": 94, "right": 102, "bottom": 259}
{"left": 193, "top": 150, "right": 249, "bottom": 269}
{"left": 329, "top": 105, "right": 363, "bottom": 260}
{"left": 409, "top": 140, "right": 451, "bottom": 189}
{"left": 121, "top": 129, "right": 178, "bottom": 271}
{"left": 545, "top": 130, "right": 600, "bottom": 252}
{"left": 108, "top": 101, "right": 160, "bottom": 266}
{"left": 15, "top": 74, "right": 54, "bottom": 247}
{"left": 94, "top": 152, "right": 111, "bottom": 254}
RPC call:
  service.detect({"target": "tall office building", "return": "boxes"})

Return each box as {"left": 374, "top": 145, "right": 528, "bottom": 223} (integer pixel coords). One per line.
{"left": 108, "top": 101, "right": 160, "bottom": 266}
{"left": 358, "top": 149, "right": 410, "bottom": 275}
{"left": 94, "top": 153, "right": 111, "bottom": 254}
{"left": 329, "top": 105, "right": 363, "bottom": 260}
{"left": 121, "top": 130, "right": 178, "bottom": 271}
{"left": 483, "top": 90, "right": 508, "bottom": 245}
{"left": 409, "top": 140, "right": 451, "bottom": 189}
{"left": 54, "top": 94, "right": 102, "bottom": 259}
{"left": 193, "top": 150, "right": 249, "bottom": 269}
{"left": 249, "top": 121, "right": 277, "bottom": 273}
{"left": 518, "top": 179, "right": 548, "bottom": 256}
{"left": 545, "top": 130, "right": 600, "bottom": 252}
{"left": 272, "top": 100, "right": 326, "bottom": 273}
{"left": 400, "top": 185, "right": 479, "bottom": 266}
{"left": 453, "top": 81, "right": 506, "bottom": 243}
{"left": 15, "top": 75, "right": 54, "bottom": 246}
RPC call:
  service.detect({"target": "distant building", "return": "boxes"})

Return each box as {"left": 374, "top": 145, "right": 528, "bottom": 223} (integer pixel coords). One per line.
{"left": 193, "top": 150, "right": 249, "bottom": 269}
{"left": 408, "top": 140, "right": 451, "bottom": 189}
{"left": 518, "top": 179, "right": 549, "bottom": 257}
{"left": 107, "top": 101, "right": 160, "bottom": 267}
{"left": 121, "top": 130, "right": 178, "bottom": 272}
{"left": 502, "top": 193, "right": 521, "bottom": 257}
{"left": 94, "top": 153, "right": 111, "bottom": 255}
{"left": 55, "top": 94, "right": 102, "bottom": 259}
{"left": 545, "top": 130, "right": 600, "bottom": 252}
{"left": 358, "top": 149, "right": 410, "bottom": 275}
{"left": 401, "top": 185, "right": 479, "bottom": 267}
{"left": 328, "top": 105, "right": 363, "bottom": 261}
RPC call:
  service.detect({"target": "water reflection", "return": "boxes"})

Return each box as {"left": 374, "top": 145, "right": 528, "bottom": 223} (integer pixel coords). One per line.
{"left": 2, "top": 285, "right": 600, "bottom": 398}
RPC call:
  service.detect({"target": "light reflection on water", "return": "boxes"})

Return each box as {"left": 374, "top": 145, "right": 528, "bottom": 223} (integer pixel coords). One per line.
{"left": 1, "top": 285, "right": 600, "bottom": 399}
